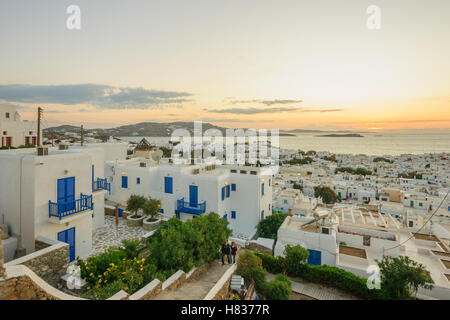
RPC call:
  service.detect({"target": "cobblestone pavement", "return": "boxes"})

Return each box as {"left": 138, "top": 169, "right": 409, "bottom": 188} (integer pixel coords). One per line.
{"left": 91, "top": 216, "right": 147, "bottom": 256}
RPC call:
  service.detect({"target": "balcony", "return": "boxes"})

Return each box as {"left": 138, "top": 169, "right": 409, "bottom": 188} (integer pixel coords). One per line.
{"left": 49, "top": 193, "right": 93, "bottom": 220}
{"left": 93, "top": 178, "right": 111, "bottom": 194}
{"left": 176, "top": 198, "right": 206, "bottom": 215}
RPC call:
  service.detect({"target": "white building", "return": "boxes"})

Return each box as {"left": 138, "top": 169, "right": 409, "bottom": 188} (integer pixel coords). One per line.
{"left": 105, "top": 158, "right": 273, "bottom": 238}
{"left": 0, "top": 105, "right": 41, "bottom": 148}
{"left": 0, "top": 143, "right": 125, "bottom": 262}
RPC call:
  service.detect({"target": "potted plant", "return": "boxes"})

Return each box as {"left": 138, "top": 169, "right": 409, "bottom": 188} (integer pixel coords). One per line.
{"left": 142, "top": 197, "right": 162, "bottom": 231}
{"left": 125, "top": 194, "right": 146, "bottom": 227}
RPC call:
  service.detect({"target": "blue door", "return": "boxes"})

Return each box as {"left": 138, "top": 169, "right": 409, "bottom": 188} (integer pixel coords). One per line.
{"left": 189, "top": 185, "right": 198, "bottom": 207}
{"left": 58, "top": 227, "right": 76, "bottom": 262}
{"left": 307, "top": 249, "right": 322, "bottom": 265}
{"left": 57, "top": 177, "right": 75, "bottom": 213}
{"left": 164, "top": 177, "right": 173, "bottom": 194}
{"left": 121, "top": 176, "right": 128, "bottom": 188}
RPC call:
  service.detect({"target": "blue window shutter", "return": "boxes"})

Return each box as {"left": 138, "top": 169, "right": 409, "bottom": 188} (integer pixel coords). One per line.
{"left": 137, "top": 177, "right": 140, "bottom": 184}
{"left": 226, "top": 185, "right": 230, "bottom": 198}
{"left": 262, "top": 183, "right": 264, "bottom": 196}
{"left": 231, "top": 184, "right": 236, "bottom": 191}
{"left": 223, "top": 214, "right": 227, "bottom": 220}
{"left": 164, "top": 177, "right": 173, "bottom": 194}
{"left": 122, "top": 176, "right": 128, "bottom": 188}
{"left": 221, "top": 187, "right": 225, "bottom": 200}
{"left": 231, "top": 211, "right": 236, "bottom": 219}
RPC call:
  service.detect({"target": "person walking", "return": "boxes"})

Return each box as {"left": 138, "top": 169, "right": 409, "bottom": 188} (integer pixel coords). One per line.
{"left": 226, "top": 241, "right": 232, "bottom": 264}
{"left": 221, "top": 241, "right": 228, "bottom": 265}
{"left": 231, "top": 242, "right": 238, "bottom": 264}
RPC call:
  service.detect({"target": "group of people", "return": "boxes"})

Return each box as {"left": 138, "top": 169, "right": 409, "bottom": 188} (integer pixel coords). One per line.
{"left": 221, "top": 241, "right": 238, "bottom": 265}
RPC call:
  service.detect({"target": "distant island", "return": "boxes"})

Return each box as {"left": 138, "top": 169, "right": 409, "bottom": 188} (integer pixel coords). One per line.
{"left": 317, "top": 133, "right": 364, "bottom": 138}
{"left": 279, "top": 133, "right": 296, "bottom": 136}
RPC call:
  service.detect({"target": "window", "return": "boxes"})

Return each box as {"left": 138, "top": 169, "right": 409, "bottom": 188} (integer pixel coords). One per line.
{"left": 137, "top": 178, "right": 141, "bottom": 184}
{"left": 283, "top": 199, "right": 288, "bottom": 204}
{"left": 221, "top": 187, "right": 225, "bottom": 201}
{"left": 269, "top": 204, "right": 271, "bottom": 211}
{"left": 121, "top": 176, "right": 128, "bottom": 188}
{"left": 261, "top": 183, "right": 264, "bottom": 196}
{"left": 2, "top": 131, "right": 6, "bottom": 135}
{"left": 419, "top": 202, "right": 423, "bottom": 207}
{"left": 160, "top": 209, "right": 164, "bottom": 213}
{"left": 231, "top": 183, "right": 236, "bottom": 191}
{"left": 269, "top": 179, "right": 271, "bottom": 186}
{"left": 164, "top": 177, "right": 173, "bottom": 194}
{"left": 5, "top": 112, "right": 9, "bottom": 119}
{"left": 29, "top": 131, "right": 33, "bottom": 135}
{"left": 223, "top": 214, "right": 228, "bottom": 220}
{"left": 231, "top": 211, "right": 236, "bottom": 219}
{"left": 226, "top": 185, "right": 230, "bottom": 198}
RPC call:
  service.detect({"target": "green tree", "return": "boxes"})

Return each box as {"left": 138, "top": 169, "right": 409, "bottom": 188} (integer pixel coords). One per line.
{"left": 142, "top": 197, "right": 161, "bottom": 221}
{"left": 314, "top": 186, "right": 339, "bottom": 204}
{"left": 256, "top": 213, "right": 288, "bottom": 240}
{"left": 147, "top": 213, "right": 232, "bottom": 273}
{"left": 236, "top": 250, "right": 267, "bottom": 291}
{"left": 376, "top": 256, "right": 434, "bottom": 299}
{"left": 283, "top": 245, "right": 309, "bottom": 274}
{"left": 126, "top": 194, "right": 146, "bottom": 218}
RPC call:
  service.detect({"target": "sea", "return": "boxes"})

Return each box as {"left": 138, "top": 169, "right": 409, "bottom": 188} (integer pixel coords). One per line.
{"left": 118, "top": 131, "right": 450, "bottom": 156}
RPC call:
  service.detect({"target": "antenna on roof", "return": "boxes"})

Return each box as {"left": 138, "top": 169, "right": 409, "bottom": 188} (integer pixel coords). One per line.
{"left": 37, "top": 107, "right": 43, "bottom": 147}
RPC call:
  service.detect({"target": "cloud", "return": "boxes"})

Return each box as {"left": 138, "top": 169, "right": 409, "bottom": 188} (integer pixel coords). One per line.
{"left": 0, "top": 84, "right": 192, "bottom": 110}
{"left": 229, "top": 99, "right": 303, "bottom": 106}
{"left": 200, "top": 118, "right": 271, "bottom": 123}
{"left": 207, "top": 107, "right": 302, "bottom": 114}
{"left": 206, "top": 107, "right": 343, "bottom": 115}
{"left": 301, "top": 108, "right": 344, "bottom": 113}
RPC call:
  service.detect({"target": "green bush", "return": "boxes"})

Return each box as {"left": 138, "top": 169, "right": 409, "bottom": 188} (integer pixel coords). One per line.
{"left": 237, "top": 250, "right": 267, "bottom": 292}
{"left": 255, "top": 252, "right": 284, "bottom": 274}
{"left": 254, "top": 251, "right": 383, "bottom": 299}
{"left": 284, "top": 245, "right": 309, "bottom": 275}
{"left": 263, "top": 274, "right": 292, "bottom": 300}
{"left": 121, "top": 238, "right": 145, "bottom": 259}
{"left": 256, "top": 213, "right": 287, "bottom": 240}
{"left": 147, "top": 213, "right": 232, "bottom": 273}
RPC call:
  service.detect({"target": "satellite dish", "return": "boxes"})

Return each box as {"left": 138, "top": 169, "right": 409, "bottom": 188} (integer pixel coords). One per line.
{"left": 152, "top": 149, "right": 163, "bottom": 163}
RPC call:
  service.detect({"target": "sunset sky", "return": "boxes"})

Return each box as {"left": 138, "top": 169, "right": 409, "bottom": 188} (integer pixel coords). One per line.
{"left": 0, "top": 0, "right": 449, "bottom": 131}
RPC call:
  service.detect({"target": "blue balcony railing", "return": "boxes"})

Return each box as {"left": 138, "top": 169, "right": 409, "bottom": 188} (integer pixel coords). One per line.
{"left": 176, "top": 198, "right": 206, "bottom": 215}
{"left": 93, "top": 178, "right": 111, "bottom": 194}
{"left": 49, "top": 193, "right": 93, "bottom": 220}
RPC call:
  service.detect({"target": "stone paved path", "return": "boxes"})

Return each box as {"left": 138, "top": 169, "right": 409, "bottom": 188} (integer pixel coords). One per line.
{"left": 267, "top": 273, "right": 359, "bottom": 300}
{"left": 91, "top": 216, "right": 147, "bottom": 256}
{"left": 152, "top": 260, "right": 234, "bottom": 300}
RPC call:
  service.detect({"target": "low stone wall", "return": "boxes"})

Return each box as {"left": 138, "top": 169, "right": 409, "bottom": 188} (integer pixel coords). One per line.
{"left": 5, "top": 237, "right": 69, "bottom": 287}
{"left": 162, "top": 270, "right": 186, "bottom": 291}
{"left": 246, "top": 242, "right": 273, "bottom": 255}
{"left": 204, "top": 264, "right": 237, "bottom": 300}
{"left": 34, "top": 240, "right": 51, "bottom": 251}
{"left": 0, "top": 230, "right": 5, "bottom": 279}
{"left": 128, "top": 279, "right": 162, "bottom": 300}
{"left": 0, "top": 275, "right": 58, "bottom": 300}
{"left": 0, "top": 265, "right": 85, "bottom": 300}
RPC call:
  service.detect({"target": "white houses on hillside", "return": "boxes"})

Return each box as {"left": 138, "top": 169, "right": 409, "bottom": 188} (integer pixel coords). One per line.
{"left": 105, "top": 158, "right": 273, "bottom": 238}
{"left": 0, "top": 105, "right": 41, "bottom": 148}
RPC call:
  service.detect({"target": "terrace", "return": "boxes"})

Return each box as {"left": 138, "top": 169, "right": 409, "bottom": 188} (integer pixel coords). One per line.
{"left": 48, "top": 193, "right": 93, "bottom": 221}
{"left": 176, "top": 198, "right": 206, "bottom": 215}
